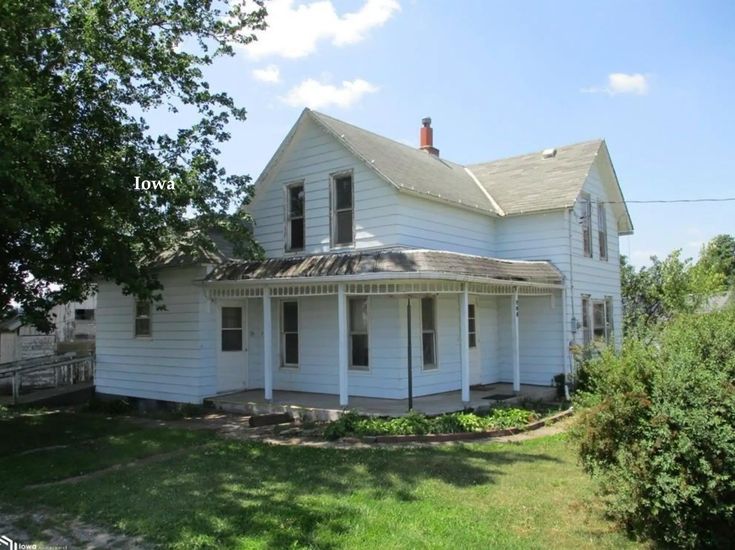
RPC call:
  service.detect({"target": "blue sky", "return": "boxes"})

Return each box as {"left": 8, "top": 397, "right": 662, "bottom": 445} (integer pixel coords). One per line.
{"left": 159, "top": 0, "right": 735, "bottom": 267}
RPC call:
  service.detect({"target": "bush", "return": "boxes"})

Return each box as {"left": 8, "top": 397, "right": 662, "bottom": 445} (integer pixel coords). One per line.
{"left": 323, "top": 407, "right": 538, "bottom": 441}
{"left": 571, "top": 308, "right": 735, "bottom": 548}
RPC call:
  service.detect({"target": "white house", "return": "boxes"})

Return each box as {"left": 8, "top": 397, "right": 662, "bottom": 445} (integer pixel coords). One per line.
{"left": 95, "top": 109, "right": 633, "bottom": 406}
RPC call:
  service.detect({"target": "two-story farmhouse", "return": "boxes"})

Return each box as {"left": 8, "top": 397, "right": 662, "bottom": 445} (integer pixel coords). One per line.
{"left": 95, "top": 108, "right": 633, "bottom": 408}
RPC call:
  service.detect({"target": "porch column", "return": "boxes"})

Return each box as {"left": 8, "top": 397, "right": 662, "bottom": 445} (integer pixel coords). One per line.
{"left": 263, "top": 287, "right": 273, "bottom": 401}
{"left": 459, "top": 286, "right": 470, "bottom": 404}
{"left": 337, "top": 284, "right": 349, "bottom": 407}
{"left": 512, "top": 287, "right": 520, "bottom": 393}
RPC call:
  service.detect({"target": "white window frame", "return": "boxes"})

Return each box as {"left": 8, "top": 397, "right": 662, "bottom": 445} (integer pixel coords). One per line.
{"left": 582, "top": 296, "right": 613, "bottom": 347}
{"left": 581, "top": 193, "right": 593, "bottom": 258}
{"left": 349, "top": 297, "right": 370, "bottom": 371}
{"left": 134, "top": 300, "right": 151, "bottom": 338}
{"left": 598, "top": 201, "right": 608, "bottom": 261}
{"left": 220, "top": 306, "right": 243, "bottom": 352}
{"left": 330, "top": 170, "right": 355, "bottom": 248}
{"left": 581, "top": 295, "right": 591, "bottom": 346}
{"left": 280, "top": 300, "right": 300, "bottom": 368}
{"left": 284, "top": 181, "right": 305, "bottom": 253}
{"left": 421, "top": 296, "right": 438, "bottom": 370}
{"left": 468, "top": 302, "right": 477, "bottom": 348}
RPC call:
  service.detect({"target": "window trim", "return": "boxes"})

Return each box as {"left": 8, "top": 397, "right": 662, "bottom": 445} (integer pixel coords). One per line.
{"left": 133, "top": 300, "right": 152, "bottom": 338}
{"left": 280, "top": 300, "right": 300, "bottom": 369}
{"left": 348, "top": 297, "right": 370, "bottom": 371}
{"left": 74, "top": 308, "right": 95, "bottom": 321}
{"left": 330, "top": 170, "right": 355, "bottom": 248}
{"left": 284, "top": 180, "right": 305, "bottom": 253}
{"left": 582, "top": 295, "right": 614, "bottom": 347}
{"left": 598, "top": 201, "right": 608, "bottom": 261}
{"left": 468, "top": 302, "right": 477, "bottom": 349}
{"left": 420, "top": 296, "right": 439, "bottom": 371}
{"left": 220, "top": 305, "right": 244, "bottom": 352}
{"left": 581, "top": 193, "right": 593, "bottom": 258}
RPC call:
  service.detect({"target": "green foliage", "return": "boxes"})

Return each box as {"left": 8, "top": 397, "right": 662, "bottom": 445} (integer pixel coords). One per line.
{"left": 0, "top": 0, "right": 268, "bottom": 329}
{"left": 698, "top": 234, "right": 735, "bottom": 287}
{"left": 571, "top": 308, "right": 735, "bottom": 548}
{"left": 323, "top": 408, "right": 538, "bottom": 440}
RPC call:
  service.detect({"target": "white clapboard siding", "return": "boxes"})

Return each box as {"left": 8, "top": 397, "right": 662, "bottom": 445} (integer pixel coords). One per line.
{"left": 96, "top": 266, "right": 211, "bottom": 403}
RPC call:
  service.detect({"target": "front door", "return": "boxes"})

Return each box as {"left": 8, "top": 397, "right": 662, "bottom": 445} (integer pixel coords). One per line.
{"left": 469, "top": 300, "right": 482, "bottom": 385}
{"left": 217, "top": 301, "right": 248, "bottom": 393}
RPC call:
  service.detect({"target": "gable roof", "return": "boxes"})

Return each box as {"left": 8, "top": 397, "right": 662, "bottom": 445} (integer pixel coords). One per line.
{"left": 249, "top": 108, "right": 633, "bottom": 232}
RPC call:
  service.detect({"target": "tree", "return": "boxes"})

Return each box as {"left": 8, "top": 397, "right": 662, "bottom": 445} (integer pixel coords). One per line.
{"left": 698, "top": 234, "right": 735, "bottom": 287}
{"left": 0, "top": 0, "right": 267, "bottom": 331}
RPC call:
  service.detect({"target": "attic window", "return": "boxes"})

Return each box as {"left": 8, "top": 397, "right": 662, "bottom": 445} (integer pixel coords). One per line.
{"left": 581, "top": 193, "right": 593, "bottom": 258}
{"left": 331, "top": 173, "right": 354, "bottom": 246}
{"left": 286, "top": 182, "right": 305, "bottom": 251}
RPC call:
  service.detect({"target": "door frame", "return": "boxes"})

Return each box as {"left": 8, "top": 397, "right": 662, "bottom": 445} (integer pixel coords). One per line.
{"left": 216, "top": 300, "right": 249, "bottom": 393}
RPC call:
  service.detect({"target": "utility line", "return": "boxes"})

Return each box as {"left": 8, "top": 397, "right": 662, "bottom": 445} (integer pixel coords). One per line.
{"left": 605, "top": 198, "right": 735, "bottom": 204}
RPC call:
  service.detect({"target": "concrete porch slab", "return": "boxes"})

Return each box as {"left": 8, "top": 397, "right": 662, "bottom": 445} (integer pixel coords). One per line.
{"left": 205, "top": 384, "right": 556, "bottom": 421}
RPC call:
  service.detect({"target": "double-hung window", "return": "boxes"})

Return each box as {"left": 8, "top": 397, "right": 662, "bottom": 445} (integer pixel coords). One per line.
{"left": 134, "top": 301, "right": 151, "bottom": 337}
{"left": 468, "top": 303, "right": 477, "bottom": 348}
{"left": 349, "top": 298, "right": 369, "bottom": 370}
{"left": 422, "top": 297, "right": 437, "bottom": 369}
{"left": 332, "top": 173, "right": 354, "bottom": 246}
{"left": 581, "top": 296, "right": 591, "bottom": 346}
{"left": 221, "top": 307, "right": 243, "bottom": 351}
{"left": 582, "top": 296, "right": 614, "bottom": 346}
{"left": 286, "top": 183, "right": 305, "bottom": 251}
{"left": 598, "top": 202, "right": 608, "bottom": 261}
{"left": 281, "top": 301, "right": 299, "bottom": 367}
{"left": 581, "top": 193, "right": 593, "bottom": 258}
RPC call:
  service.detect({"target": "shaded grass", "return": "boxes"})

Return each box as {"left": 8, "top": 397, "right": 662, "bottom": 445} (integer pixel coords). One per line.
{"left": 1, "top": 412, "right": 644, "bottom": 549}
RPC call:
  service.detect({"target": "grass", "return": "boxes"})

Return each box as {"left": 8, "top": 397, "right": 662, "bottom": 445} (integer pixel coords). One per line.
{"left": 0, "top": 409, "right": 645, "bottom": 549}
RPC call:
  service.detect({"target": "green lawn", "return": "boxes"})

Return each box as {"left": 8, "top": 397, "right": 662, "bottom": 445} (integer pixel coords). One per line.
{"left": 0, "top": 410, "right": 645, "bottom": 549}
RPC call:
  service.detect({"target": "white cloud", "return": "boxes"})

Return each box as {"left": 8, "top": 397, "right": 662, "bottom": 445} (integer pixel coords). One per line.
{"left": 582, "top": 73, "right": 650, "bottom": 96}
{"left": 252, "top": 64, "right": 281, "bottom": 83}
{"left": 246, "top": 0, "right": 400, "bottom": 59}
{"left": 281, "top": 78, "right": 379, "bottom": 109}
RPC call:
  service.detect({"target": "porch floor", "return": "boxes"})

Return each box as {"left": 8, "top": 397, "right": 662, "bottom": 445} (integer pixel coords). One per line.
{"left": 206, "top": 384, "right": 556, "bottom": 421}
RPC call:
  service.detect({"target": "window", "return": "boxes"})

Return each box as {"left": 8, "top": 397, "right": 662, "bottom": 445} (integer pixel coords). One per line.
{"left": 598, "top": 202, "right": 608, "bottom": 260}
{"left": 286, "top": 183, "right": 305, "bottom": 251}
{"left": 134, "top": 301, "right": 151, "bottom": 337}
{"left": 468, "top": 303, "right": 477, "bottom": 348}
{"left": 582, "top": 296, "right": 613, "bottom": 346}
{"left": 605, "top": 296, "right": 614, "bottom": 343}
{"left": 332, "top": 173, "right": 354, "bottom": 246}
{"left": 221, "top": 307, "right": 243, "bottom": 351}
{"left": 581, "top": 193, "right": 593, "bottom": 258}
{"left": 581, "top": 296, "right": 591, "bottom": 346}
{"left": 281, "top": 301, "right": 299, "bottom": 367}
{"left": 349, "top": 298, "right": 369, "bottom": 370}
{"left": 592, "top": 301, "right": 606, "bottom": 342}
{"left": 421, "top": 297, "right": 437, "bottom": 369}
{"left": 74, "top": 309, "right": 94, "bottom": 321}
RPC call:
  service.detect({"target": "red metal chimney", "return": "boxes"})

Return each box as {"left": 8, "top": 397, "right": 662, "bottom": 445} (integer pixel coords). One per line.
{"left": 419, "top": 117, "right": 439, "bottom": 156}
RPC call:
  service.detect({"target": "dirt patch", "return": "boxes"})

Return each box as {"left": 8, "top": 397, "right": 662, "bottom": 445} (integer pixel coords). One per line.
{"left": 0, "top": 507, "right": 149, "bottom": 549}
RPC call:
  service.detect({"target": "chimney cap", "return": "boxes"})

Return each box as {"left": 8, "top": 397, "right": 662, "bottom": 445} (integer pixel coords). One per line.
{"left": 421, "top": 117, "right": 432, "bottom": 127}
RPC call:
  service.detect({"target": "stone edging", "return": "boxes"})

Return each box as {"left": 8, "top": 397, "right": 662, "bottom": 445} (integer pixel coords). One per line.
{"left": 340, "top": 407, "right": 574, "bottom": 444}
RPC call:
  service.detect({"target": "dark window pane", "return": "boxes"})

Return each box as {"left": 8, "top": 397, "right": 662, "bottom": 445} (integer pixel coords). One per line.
{"left": 135, "top": 318, "right": 150, "bottom": 337}
{"left": 422, "top": 332, "right": 435, "bottom": 366}
{"left": 284, "top": 333, "right": 299, "bottom": 364}
{"left": 421, "top": 298, "right": 435, "bottom": 331}
{"left": 336, "top": 210, "right": 353, "bottom": 244}
{"left": 222, "top": 329, "right": 242, "bottom": 351}
{"left": 75, "top": 309, "right": 94, "bottom": 321}
{"left": 469, "top": 333, "right": 477, "bottom": 348}
{"left": 351, "top": 334, "right": 369, "bottom": 368}
{"left": 289, "top": 185, "right": 304, "bottom": 217}
{"left": 283, "top": 302, "right": 298, "bottom": 332}
{"left": 468, "top": 318, "right": 476, "bottom": 333}
{"left": 468, "top": 304, "right": 475, "bottom": 318}
{"left": 349, "top": 298, "right": 367, "bottom": 332}
{"left": 221, "top": 307, "right": 242, "bottom": 329}
{"left": 290, "top": 218, "right": 304, "bottom": 249}
{"left": 335, "top": 176, "right": 352, "bottom": 209}
{"left": 136, "top": 301, "right": 150, "bottom": 318}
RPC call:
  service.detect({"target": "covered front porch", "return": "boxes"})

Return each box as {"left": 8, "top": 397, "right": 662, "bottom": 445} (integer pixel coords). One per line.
{"left": 207, "top": 384, "right": 557, "bottom": 420}
{"left": 203, "top": 248, "right": 569, "bottom": 408}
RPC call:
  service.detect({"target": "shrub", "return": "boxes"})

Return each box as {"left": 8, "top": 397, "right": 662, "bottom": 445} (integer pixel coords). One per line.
{"left": 571, "top": 308, "right": 735, "bottom": 548}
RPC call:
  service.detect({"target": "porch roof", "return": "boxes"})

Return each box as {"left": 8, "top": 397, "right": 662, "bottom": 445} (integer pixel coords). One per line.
{"left": 205, "top": 248, "right": 563, "bottom": 287}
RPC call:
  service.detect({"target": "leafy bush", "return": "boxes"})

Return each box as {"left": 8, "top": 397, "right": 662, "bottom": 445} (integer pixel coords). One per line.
{"left": 571, "top": 308, "right": 735, "bottom": 548}
{"left": 323, "top": 407, "right": 538, "bottom": 441}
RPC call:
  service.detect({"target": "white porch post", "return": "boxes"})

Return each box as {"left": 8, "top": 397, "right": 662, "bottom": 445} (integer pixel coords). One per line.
{"left": 512, "top": 287, "right": 520, "bottom": 393}
{"left": 337, "top": 284, "right": 349, "bottom": 407}
{"left": 459, "top": 286, "right": 470, "bottom": 404}
{"left": 263, "top": 287, "right": 273, "bottom": 401}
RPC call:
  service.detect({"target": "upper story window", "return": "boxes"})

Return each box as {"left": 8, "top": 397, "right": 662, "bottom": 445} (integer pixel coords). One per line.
{"left": 286, "top": 183, "right": 305, "bottom": 251}
{"left": 331, "top": 173, "right": 354, "bottom": 246}
{"left": 598, "top": 202, "right": 608, "bottom": 261}
{"left": 134, "top": 301, "right": 151, "bottom": 337}
{"left": 581, "top": 193, "right": 593, "bottom": 258}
